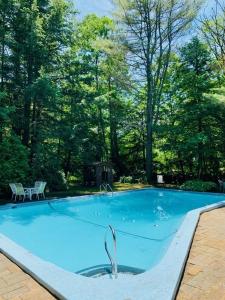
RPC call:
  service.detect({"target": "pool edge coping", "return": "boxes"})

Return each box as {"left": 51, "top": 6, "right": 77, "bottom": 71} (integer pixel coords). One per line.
{"left": 0, "top": 189, "right": 225, "bottom": 299}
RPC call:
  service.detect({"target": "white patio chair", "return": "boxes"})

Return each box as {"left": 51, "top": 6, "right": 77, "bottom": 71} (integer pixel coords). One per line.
{"left": 9, "top": 183, "right": 28, "bottom": 202}
{"left": 34, "top": 181, "right": 47, "bottom": 199}
{"left": 9, "top": 183, "right": 16, "bottom": 201}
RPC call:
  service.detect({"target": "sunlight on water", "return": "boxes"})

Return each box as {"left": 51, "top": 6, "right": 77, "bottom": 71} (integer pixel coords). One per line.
{"left": 0, "top": 189, "right": 224, "bottom": 274}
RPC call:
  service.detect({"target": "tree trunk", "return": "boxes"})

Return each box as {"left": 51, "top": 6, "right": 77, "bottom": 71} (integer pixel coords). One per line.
{"left": 0, "top": 14, "right": 6, "bottom": 142}
{"left": 146, "top": 70, "right": 154, "bottom": 183}
{"left": 98, "top": 107, "right": 108, "bottom": 160}
{"left": 1, "top": 19, "right": 5, "bottom": 92}
{"left": 95, "top": 54, "right": 107, "bottom": 161}
{"left": 64, "top": 150, "right": 72, "bottom": 178}
{"left": 178, "top": 152, "right": 185, "bottom": 179}
{"left": 108, "top": 79, "right": 124, "bottom": 175}
{"left": 22, "top": 2, "right": 33, "bottom": 147}
{"left": 23, "top": 50, "right": 34, "bottom": 146}
{"left": 197, "top": 117, "right": 203, "bottom": 179}
{"left": 23, "top": 91, "right": 31, "bottom": 146}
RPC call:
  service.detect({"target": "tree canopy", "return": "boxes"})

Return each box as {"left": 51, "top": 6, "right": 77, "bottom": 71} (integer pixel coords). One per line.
{"left": 0, "top": 0, "right": 225, "bottom": 194}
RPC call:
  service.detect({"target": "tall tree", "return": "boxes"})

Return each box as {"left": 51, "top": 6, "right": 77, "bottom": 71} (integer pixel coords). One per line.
{"left": 114, "top": 0, "right": 201, "bottom": 182}
{"left": 157, "top": 38, "right": 225, "bottom": 180}
{"left": 201, "top": 0, "right": 225, "bottom": 67}
{"left": 179, "top": 38, "right": 216, "bottom": 178}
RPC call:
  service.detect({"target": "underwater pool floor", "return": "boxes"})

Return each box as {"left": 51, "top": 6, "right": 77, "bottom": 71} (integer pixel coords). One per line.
{"left": 0, "top": 188, "right": 225, "bottom": 300}
{"left": 176, "top": 207, "right": 225, "bottom": 300}
{"left": 1, "top": 206, "right": 225, "bottom": 300}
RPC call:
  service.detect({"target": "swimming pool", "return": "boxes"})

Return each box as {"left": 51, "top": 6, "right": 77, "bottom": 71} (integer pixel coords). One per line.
{"left": 0, "top": 188, "right": 224, "bottom": 300}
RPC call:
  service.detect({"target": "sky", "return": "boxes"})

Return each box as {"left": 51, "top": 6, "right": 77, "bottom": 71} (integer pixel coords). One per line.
{"left": 74, "top": 0, "right": 113, "bottom": 17}
{"left": 74, "top": 0, "right": 215, "bottom": 18}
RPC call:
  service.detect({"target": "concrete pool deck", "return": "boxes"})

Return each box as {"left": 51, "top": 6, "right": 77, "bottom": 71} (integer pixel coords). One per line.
{"left": 0, "top": 253, "right": 56, "bottom": 300}
{"left": 176, "top": 207, "right": 225, "bottom": 300}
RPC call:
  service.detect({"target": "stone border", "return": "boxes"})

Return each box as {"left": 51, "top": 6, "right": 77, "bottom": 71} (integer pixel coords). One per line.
{"left": 0, "top": 189, "right": 224, "bottom": 300}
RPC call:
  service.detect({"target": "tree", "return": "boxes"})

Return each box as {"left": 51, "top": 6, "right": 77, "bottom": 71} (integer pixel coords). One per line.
{"left": 0, "top": 135, "right": 29, "bottom": 193}
{"left": 1, "top": 0, "right": 224, "bottom": 197}
{"left": 157, "top": 38, "right": 225, "bottom": 180}
{"left": 0, "top": 0, "right": 76, "bottom": 191}
{"left": 63, "top": 14, "right": 131, "bottom": 177}
{"left": 114, "top": 0, "right": 201, "bottom": 182}
{"left": 201, "top": 0, "right": 225, "bottom": 68}
{"left": 179, "top": 38, "right": 217, "bottom": 178}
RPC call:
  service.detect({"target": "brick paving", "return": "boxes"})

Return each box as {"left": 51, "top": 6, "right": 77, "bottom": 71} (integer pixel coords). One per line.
{"left": 0, "top": 253, "right": 56, "bottom": 300}
{"left": 177, "top": 207, "right": 225, "bottom": 300}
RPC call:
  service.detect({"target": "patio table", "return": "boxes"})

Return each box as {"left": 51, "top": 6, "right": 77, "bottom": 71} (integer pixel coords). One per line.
{"left": 24, "top": 188, "right": 36, "bottom": 200}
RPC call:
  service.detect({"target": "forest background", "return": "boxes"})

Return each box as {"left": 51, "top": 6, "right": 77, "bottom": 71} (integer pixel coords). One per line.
{"left": 0, "top": 0, "right": 225, "bottom": 196}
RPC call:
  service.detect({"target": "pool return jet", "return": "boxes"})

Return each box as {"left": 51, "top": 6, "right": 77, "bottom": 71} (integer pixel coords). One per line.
{"left": 104, "top": 225, "right": 118, "bottom": 279}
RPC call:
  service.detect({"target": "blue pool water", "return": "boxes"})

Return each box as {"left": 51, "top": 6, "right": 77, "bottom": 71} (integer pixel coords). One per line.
{"left": 0, "top": 189, "right": 224, "bottom": 274}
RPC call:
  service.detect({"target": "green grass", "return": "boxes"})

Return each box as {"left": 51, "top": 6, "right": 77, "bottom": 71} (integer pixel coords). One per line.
{"left": 48, "top": 182, "right": 152, "bottom": 199}
{"left": 0, "top": 182, "right": 179, "bottom": 205}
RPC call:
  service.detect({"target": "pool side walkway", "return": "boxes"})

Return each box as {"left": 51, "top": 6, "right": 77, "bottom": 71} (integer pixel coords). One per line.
{"left": 176, "top": 207, "right": 225, "bottom": 300}
{"left": 0, "top": 253, "right": 56, "bottom": 300}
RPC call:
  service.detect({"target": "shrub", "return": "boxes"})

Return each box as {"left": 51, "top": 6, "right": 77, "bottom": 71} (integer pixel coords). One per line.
{"left": 33, "top": 160, "right": 68, "bottom": 192}
{"left": 133, "top": 170, "right": 147, "bottom": 184}
{"left": 41, "top": 168, "right": 68, "bottom": 192}
{"left": 180, "top": 180, "right": 217, "bottom": 192}
{"left": 120, "top": 176, "right": 133, "bottom": 183}
{"left": 0, "top": 136, "right": 29, "bottom": 193}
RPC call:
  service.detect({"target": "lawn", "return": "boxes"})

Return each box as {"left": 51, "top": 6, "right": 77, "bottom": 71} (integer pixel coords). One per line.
{"left": 0, "top": 182, "right": 181, "bottom": 206}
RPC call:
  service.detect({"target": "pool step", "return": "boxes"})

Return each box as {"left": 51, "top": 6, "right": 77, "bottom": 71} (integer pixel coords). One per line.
{"left": 104, "top": 225, "right": 118, "bottom": 279}
{"left": 76, "top": 264, "right": 145, "bottom": 278}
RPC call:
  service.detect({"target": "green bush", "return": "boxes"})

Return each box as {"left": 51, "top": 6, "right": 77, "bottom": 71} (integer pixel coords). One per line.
{"left": 120, "top": 176, "right": 133, "bottom": 183}
{"left": 0, "top": 136, "right": 29, "bottom": 193}
{"left": 41, "top": 168, "right": 68, "bottom": 192}
{"left": 33, "top": 160, "right": 68, "bottom": 192}
{"left": 180, "top": 180, "right": 217, "bottom": 192}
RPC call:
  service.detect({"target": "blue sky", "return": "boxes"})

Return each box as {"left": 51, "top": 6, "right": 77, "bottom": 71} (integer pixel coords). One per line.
{"left": 73, "top": 0, "right": 215, "bottom": 18}
{"left": 74, "top": 0, "right": 112, "bottom": 17}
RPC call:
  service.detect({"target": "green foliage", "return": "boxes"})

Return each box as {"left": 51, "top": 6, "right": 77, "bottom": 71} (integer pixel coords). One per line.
{"left": 179, "top": 37, "right": 215, "bottom": 98}
{"left": 156, "top": 37, "right": 225, "bottom": 180}
{"left": 0, "top": 136, "right": 29, "bottom": 193}
{"left": 201, "top": 1, "right": 225, "bottom": 68}
{"left": 180, "top": 180, "right": 217, "bottom": 192}
{"left": 77, "top": 14, "right": 114, "bottom": 45}
{"left": 38, "top": 165, "right": 68, "bottom": 192}
{"left": 0, "top": 1, "right": 225, "bottom": 199}
{"left": 120, "top": 176, "right": 133, "bottom": 183}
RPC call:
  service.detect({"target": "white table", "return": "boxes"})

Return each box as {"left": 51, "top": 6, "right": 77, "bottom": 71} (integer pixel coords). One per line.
{"left": 25, "top": 188, "right": 36, "bottom": 200}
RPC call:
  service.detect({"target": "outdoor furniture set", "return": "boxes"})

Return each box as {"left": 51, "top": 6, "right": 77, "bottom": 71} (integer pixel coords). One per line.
{"left": 9, "top": 181, "right": 47, "bottom": 202}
